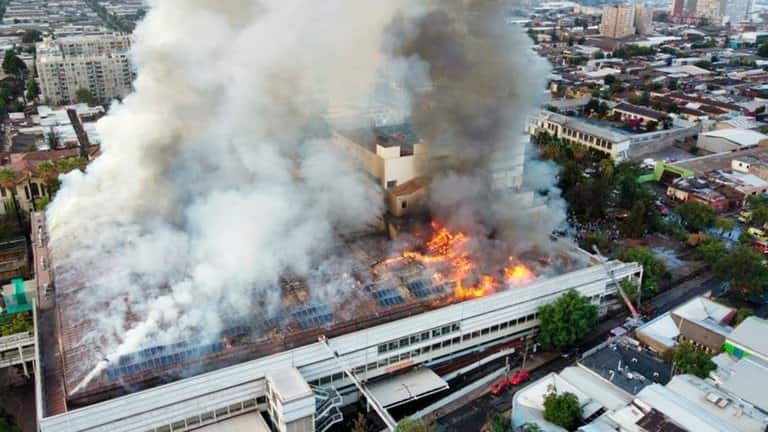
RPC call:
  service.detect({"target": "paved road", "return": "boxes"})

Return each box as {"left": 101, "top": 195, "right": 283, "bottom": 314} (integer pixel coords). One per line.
{"left": 433, "top": 273, "right": 716, "bottom": 431}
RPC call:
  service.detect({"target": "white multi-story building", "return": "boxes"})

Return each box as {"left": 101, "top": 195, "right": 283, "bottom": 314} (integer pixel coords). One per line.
{"left": 36, "top": 34, "right": 136, "bottom": 105}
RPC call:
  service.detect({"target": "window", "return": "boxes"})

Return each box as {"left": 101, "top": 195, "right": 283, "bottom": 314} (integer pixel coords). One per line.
{"left": 472, "top": 331, "right": 480, "bottom": 338}
{"left": 481, "top": 328, "right": 490, "bottom": 336}
{"left": 379, "top": 344, "right": 387, "bottom": 354}
{"left": 186, "top": 416, "right": 200, "bottom": 427}
{"left": 441, "top": 340, "right": 450, "bottom": 348}
{"left": 387, "top": 180, "right": 397, "bottom": 189}
{"left": 399, "top": 353, "right": 409, "bottom": 361}
{"left": 401, "top": 201, "right": 407, "bottom": 209}
{"left": 388, "top": 342, "right": 397, "bottom": 351}
{"left": 156, "top": 426, "right": 171, "bottom": 432}
{"left": 432, "top": 329, "right": 441, "bottom": 338}
{"left": 332, "top": 372, "right": 344, "bottom": 382}
{"left": 214, "top": 407, "right": 228, "bottom": 418}
{"left": 422, "top": 345, "right": 431, "bottom": 353}
{"left": 420, "top": 332, "right": 430, "bottom": 341}
{"left": 462, "top": 334, "right": 471, "bottom": 341}
{"left": 452, "top": 323, "right": 460, "bottom": 331}
{"left": 367, "top": 362, "right": 377, "bottom": 371}
{"left": 248, "top": 398, "right": 260, "bottom": 407}
{"left": 410, "top": 335, "right": 418, "bottom": 344}
{"left": 432, "top": 343, "right": 441, "bottom": 351}
{"left": 399, "top": 338, "right": 408, "bottom": 348}
{"left": 171, "top": 421, "right": 185, "bottom": 430}
{"left": 500, "top": 322, "right": 508, "bottom": 329}
{"left": 441, "top": 326, "right": 451, "bottom": 335}
{"left": 412, "top": 348, "right": 420, "bottom": 356}
{"left": 491, "top": 325, "right": 499, "bottom": 332}
{"left": 390, "top": 355, "right": 399, "bottom": 364}
{"left": 201, "top": 411, "right": 214, "bottom": 422}
{"left": 452, "top": 337, "right": 460, "bottom": 345}
{"left": 378, "top": 359, "right": 388, "bottom": 368}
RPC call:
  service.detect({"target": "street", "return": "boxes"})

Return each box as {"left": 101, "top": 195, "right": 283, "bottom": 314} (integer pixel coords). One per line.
{"left": 431, "top": 272, "right": 717, "bottom": 431}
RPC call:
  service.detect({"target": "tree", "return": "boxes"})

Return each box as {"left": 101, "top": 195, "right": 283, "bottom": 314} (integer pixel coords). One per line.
{"left": 621, "top": 201, "right": 650, "bottom": 238}
{"left": 25, "top": 79, "right": 39, "bottom": 101}
{"left": 734, "top": 307, "right": 753, "bottom": 326}
{"left": 0, "top": 312, "right": 32, "bottom": 337}
{"left": 0, "top": 414, "right": 21, "bottom": 432}
{"left": 673, "top": 341, "right": 716, "bottom": 378}
{"left": 677, "top": 201, "right": 715, "bottom": 232}
{"left": 538, "top": 290, "right": 598, "bottom": 350}
{"left": 20, "top": 29, "right": 43, "bottom": 44}
{"left": 35, "top": 196, "right": 50, "bottom": 211}
{"left": 619, "top": 247, "right": 667, "bottom": 295}
{"left": 543, "top": 390, "right": 582, "bottom": 431}
{"left": 714, "top": 245, "right": 768, "bottom": 301}
{"left": 75, "top": 87, "right": 96, "bottom": 105}
{"left": 2, "top": 50, "right": 26, "bottom": 78}
{"left": 713, "top": 217, "right": 734, "bottom": 235}
{"left": 758, "top": 42, "right": 768, "bottom": 58}
{"left": 395, "top": 418, "right": 433, "bottom": 432}
{"left": 751, "top": 205, "right": 768, "bottom": 227}
{"left": 603, "top": 74, "right": 616, "bottom": 86}
{"left": 490, "top": 413, "right": 508, "bottom": 432}
{"left": 696, "top": 238, "right": 727, "bottom": 266}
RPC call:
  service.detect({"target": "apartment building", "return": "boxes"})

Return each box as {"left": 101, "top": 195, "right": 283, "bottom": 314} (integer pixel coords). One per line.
{"left": 600, "top": 5, "right": 636, "bottom": 39}
{"left": 36, "top": 34, "right": 135, "bottom": 105}
{"left": 634, "top": 4, "right": 654, "bottom": 35}
{"left": 599, "top": 4, "right": 653, "bottom": 38}
{"left": 696, "top": 0, "right": 726, "bottom": 21}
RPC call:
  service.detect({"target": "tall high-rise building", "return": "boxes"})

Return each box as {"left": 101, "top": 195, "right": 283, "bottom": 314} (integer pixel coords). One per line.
{"left": 725, "top": 0, "right": 754, "bottom": 23}
{"left": 672, "top": 0, "right": 686, "bottom": 16}
{"left": 36, "top": 34, "right": 136, "bottom": 105}
{"left": 634, "top": 4, "right": 654, "bottom": 35}
{"left": 696, "top": 0, "right": 726, "bottom": 21}
{"left": 599, "top": 4, "right": 636, "bottom": 39}
{"left": 599, "top": 4, "right": 653, "bottom": 39}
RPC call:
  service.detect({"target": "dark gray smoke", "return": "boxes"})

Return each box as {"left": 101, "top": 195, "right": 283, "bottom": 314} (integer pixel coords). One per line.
{"left": 383, "top": 0, "right": 558, "bottom": 247}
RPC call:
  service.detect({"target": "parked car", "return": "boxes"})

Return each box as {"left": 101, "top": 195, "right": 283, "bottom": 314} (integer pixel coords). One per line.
{"left": 489, "top": 377, "right": 509, "bottom": 395}
{"left": 560, "top": 347, "right": 580, "bottom": 359}
{"left": 509, "top": 370, "right": 530, "bottom": 385}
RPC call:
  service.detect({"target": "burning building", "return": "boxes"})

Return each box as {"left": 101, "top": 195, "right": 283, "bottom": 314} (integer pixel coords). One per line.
{"left": 29, "top": 1, "right": 644, "bottom": 431}
{"left": 33, "top": 210, "right": 642, "bottom": 432}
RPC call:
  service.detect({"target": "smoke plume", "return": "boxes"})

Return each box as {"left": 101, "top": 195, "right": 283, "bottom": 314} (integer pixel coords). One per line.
{"left": 46, "top": 0, "right": 559, "bottom": 391}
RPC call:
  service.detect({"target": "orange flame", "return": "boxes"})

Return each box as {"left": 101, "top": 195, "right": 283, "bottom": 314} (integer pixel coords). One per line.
{"left": 391, "top": 222, "right": 537, "bottom": 300}
{"left": 504, "top": 263, "right": 536, "bottom": 285}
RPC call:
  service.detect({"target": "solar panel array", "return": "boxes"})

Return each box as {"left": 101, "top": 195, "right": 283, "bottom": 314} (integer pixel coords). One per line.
{"left": 292, "top": 304, "right": 334, "bottom": 329}
{"left": 406, "top": 279, "right": 446, "bottom": 299}
{"left": 372, "top": 287, "right": 404, "bottom": 307}
{"left": 220, "top": 325, "right": 252, "bottom": 338}
{"left": 105, "top": 341, "right": 225, "bottom": 381}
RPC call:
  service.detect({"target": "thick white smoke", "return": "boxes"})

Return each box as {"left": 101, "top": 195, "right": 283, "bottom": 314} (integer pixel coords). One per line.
{"left": 46, "top": 0, "right": 559, "bottom": 393}
{"left": 48, "top": 0, "right": 426, "bottom": 391}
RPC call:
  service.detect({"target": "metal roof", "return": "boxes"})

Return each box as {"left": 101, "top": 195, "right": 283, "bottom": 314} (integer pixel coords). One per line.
{"left": 727, "top": 316, "right": 768, "bottom": 358}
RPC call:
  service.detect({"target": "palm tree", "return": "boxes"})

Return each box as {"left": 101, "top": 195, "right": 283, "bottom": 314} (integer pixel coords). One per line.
{"left": 0, "top": 168, "right": 23, "bottom": 229}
